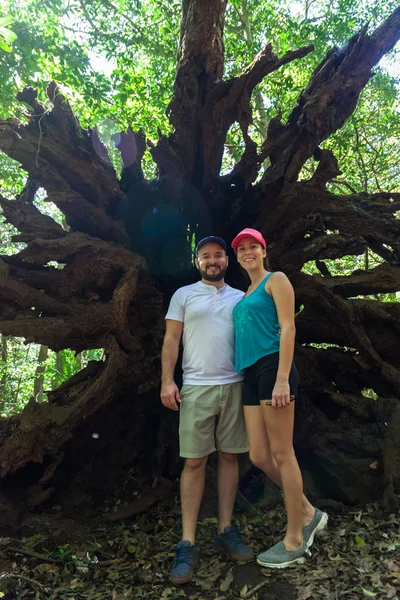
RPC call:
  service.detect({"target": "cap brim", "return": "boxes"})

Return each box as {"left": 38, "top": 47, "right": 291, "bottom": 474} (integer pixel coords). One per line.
{"left": 231, "top": 233, "right": 260, "bottom": 250}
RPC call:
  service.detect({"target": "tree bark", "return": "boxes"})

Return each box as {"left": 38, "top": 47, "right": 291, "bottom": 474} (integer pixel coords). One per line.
{"left": 0, "top": 3, "right": 399, "bottom": 515}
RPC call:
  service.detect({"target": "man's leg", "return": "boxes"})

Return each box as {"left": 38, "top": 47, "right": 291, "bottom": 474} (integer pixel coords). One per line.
{"left": 214, "top": 383, "right": 253, "bottom": 561}
{"left": 215, "top": 383, "right": 247, "bottom": 533}
{"left": 172, "top": 383, "right": 217, "bottom": 584}
{"left": 181, "top": 455, "right": 208, "bottom": 544}
{"left": 179, "top": 385, "right": 217, "bottom": 543}
{"left": 217, "top": 451, "right": 239, "bottom": 534}
{"left": 171, "top": 458, "right": 205, "bottom": 586}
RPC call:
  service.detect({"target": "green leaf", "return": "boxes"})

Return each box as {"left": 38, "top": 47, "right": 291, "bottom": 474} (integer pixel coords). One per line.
{"left": 0, "top": 16, "right": 14, "bottom": 27}
{"left": 0, "top": 37, "right": 11, "bottom": 52}
{"left": 200, "top": 517, "right": 218, "bottom": 525}
{"left": 355, "top": 536, "right": 367, "bottom": 548}
{"left": 0, "top": 27, "right": 17, "bottom": 44}
{"left": 220, "top": 568, "right": 234, "bottom": 592}
{"left": 361, "top": 589, "right": 377, "bottom": 597}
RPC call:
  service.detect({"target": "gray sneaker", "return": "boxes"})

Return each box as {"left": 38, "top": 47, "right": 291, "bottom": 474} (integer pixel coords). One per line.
{"left": 215, "top": 526, "right": 253, "bottom": 561}
{"left": 257, "top": 541, "right": 310, "bottom": 569}
{"left": 303, "top": 508, "right": 328, "bottom": 549}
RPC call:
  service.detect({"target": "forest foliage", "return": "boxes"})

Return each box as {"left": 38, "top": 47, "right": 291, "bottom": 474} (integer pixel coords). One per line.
{"left": 0, "top": 0, "right": 399, "bottom": 414}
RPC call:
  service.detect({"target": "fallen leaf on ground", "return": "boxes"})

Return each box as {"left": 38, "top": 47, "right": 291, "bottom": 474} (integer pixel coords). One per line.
{"left": 220, "top": 567, "right": 233, "bottom": 592}
{"left": 361, "top": 588, "right": 377, "bottom": 597}
{"left": 298, "top": 584, "right": 313, "bottom": 599}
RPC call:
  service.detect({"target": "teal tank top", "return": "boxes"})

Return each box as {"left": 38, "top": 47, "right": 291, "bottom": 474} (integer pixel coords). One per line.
{"left": 233, "top": 273, "right": 280, "bottom": 372}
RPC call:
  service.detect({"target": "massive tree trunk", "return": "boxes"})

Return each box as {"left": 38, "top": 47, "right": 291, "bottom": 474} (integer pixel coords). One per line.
{"left": 0, "top": 2, "right": 399, "bottom": 520}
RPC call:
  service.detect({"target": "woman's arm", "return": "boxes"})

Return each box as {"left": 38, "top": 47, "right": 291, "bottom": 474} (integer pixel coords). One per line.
{"left": 266, "top": 272, "right": 296, "bottom": 408}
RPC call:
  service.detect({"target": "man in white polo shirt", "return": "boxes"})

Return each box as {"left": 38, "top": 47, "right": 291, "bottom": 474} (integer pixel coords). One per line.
{"left": 161, "top": 236, "right": 252, "bottom": 585}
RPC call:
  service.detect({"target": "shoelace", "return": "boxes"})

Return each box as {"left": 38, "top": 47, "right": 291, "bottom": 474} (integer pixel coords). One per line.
{"left": 174, "top": 545, "right": 194, "bottom": 566}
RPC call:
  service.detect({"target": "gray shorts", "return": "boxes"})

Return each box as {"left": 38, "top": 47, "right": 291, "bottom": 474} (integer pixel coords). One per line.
{"left": 179, "top": 382, "right": 248, "bottom": 458}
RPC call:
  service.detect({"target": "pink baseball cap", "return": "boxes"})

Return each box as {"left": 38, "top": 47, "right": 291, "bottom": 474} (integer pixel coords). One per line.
{"left": 231, "top": 228, "right": 267, "bottom": 253}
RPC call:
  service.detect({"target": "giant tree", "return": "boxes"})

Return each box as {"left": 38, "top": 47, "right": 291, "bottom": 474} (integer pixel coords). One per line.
{"left": 0, "top": 1, "right": 399, "bottom": 523}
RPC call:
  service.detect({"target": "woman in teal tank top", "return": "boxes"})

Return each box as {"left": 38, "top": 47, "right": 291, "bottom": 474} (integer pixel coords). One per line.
{"left": 231, "top": 228, "right": 328, "bottom": 569}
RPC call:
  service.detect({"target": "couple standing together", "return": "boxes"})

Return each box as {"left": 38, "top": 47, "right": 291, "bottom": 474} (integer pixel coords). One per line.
{"left": 161, "top": 228, "right": 328, "bottom": 584}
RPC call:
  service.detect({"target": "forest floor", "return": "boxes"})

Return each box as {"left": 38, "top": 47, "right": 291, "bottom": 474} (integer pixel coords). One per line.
{"left": 0, "top": 483, "right": 399, "bottom": 600}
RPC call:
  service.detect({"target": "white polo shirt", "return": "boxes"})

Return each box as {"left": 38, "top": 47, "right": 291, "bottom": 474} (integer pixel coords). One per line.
{"left": 166, "top": 281, "right": 244, "bottom": 385}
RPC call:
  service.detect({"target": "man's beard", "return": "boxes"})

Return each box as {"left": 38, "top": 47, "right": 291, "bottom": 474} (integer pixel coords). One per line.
{"left": 199, "top": 265, "right": 227, "bottom": 282}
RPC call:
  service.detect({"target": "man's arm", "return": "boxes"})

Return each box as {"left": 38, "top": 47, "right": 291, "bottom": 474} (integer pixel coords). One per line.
{"left": 160, "top": 319, "right": 183, "bottom": 411}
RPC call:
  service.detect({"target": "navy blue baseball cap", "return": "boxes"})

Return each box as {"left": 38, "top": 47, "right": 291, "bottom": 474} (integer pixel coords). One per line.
{"left": 195, "top": 236, "right": 227, "bottom": 256}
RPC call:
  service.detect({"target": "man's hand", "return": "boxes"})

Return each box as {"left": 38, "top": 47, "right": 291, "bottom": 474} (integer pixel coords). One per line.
{"left": 161, "top": 381, "right": 181, "bottom": 411}
{"left": 161, "top": 320, "right": 183, "bottom": 410}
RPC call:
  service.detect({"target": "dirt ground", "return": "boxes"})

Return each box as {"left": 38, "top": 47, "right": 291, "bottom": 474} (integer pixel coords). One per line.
{"left": 0, "top": 488, "right": 399, "bottom": 600}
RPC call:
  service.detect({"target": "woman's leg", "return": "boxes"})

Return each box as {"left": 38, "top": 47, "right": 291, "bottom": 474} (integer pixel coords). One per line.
{"left": 244, "top": 404, "right": 314, "bottom": 526}
{"left": 260, "top": 401, "right": 304, "bottom": 550}
{"left": 243, "top": 405, "right": 282, "bottom": 484}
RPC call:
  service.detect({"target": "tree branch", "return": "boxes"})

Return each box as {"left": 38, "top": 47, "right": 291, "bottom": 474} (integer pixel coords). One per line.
{"left": 0, "top": 194, "right": 66, "bottom": 241}
{"left": 257, "top": 182, "right": 400, "bottom": 271}
{"left": 216, "top": 44, "right": 314, "bottom": 188}
{"left": 0, "top": 233, "right": 148, "bottom": 351}
{"left": 0, "top": 83, "right": 127, "bottom": 242}
{"left": 155, "top": 1, "right": 313, "bottom": 188}
{"left": 258, "top": 7, "right": 400, "bottom": 197}
{"left": 316, "top": 262, "right": 400, "bottom": 297}
{"left": 294, "top": 277, "right": 400, "bottom": 394}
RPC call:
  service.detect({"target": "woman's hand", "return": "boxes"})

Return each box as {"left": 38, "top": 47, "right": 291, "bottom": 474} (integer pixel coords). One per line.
{"left": 271, "top": 380, "right": 291, "bottom": 409}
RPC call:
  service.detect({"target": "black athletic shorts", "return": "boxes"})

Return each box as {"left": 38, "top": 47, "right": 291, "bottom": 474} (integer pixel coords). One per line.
{"left": 242, "top": 352, "right": 299, "bottom": 406}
